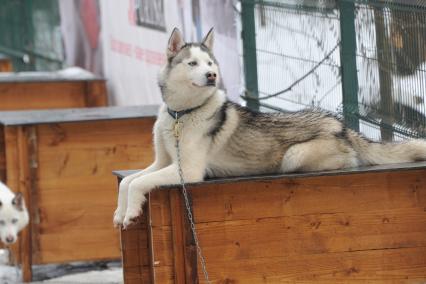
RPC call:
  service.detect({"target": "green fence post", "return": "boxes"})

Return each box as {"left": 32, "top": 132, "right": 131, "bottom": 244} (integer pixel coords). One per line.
{"left": 241, "top": 0, "right": 260, "bottom": 111}
{"left": 339, "top": 0, "right": 359, "bottom": 131}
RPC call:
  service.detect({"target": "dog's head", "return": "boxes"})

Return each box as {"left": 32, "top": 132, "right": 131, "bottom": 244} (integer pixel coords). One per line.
{"left": 0, "top": 185, "right": 29, "bottom": 245}
{"left": 159, "top": 27, "right": 220, "bottom": 110}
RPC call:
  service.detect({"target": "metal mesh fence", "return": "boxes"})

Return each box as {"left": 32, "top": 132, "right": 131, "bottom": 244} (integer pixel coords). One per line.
{"left": 240, "top": 0, "right": 426, "bottom": 141}
{"left": 0, "top": 0, "right": 63, "bottom": 71}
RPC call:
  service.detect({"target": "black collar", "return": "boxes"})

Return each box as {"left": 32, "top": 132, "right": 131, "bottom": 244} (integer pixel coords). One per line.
{"left": 167, "top": 105, "right": 202, "bottom": 119}
{"left": 167, "top": 98, "right": 211, "bottom": 119}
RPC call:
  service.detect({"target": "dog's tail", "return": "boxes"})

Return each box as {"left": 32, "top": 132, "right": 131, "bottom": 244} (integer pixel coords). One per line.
{"left": 347, "top": 129, "right": 426, "bottom": 165}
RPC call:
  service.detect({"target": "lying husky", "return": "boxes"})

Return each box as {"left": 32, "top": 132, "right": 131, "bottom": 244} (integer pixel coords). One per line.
{"left": 0, "top": 182, "right": 29, "bottom": 245}
{"left": 114, "top": 27, "right": 426, "bottom": 228}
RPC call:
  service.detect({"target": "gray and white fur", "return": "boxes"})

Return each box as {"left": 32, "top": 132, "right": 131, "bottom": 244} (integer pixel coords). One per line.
{"left": 114, "top": 27, "right": 426, "bottom": 228}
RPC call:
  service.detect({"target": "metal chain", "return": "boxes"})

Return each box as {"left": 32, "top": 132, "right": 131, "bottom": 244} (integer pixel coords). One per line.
{"left": 174, "top": 117, "right": 211, "bottom": 284}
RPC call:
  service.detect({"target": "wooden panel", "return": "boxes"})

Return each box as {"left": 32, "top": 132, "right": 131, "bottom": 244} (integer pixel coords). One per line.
{"left": 0, "top": 81, "right": 107, "bottom": 111}
{"left": 204, "top": 247, "right": 426, "bottom": 283}
{"left": 125, "top": 168, "right": 426, "bottom": 283}
{"left": 169, "top": 191, "right": 186, "bottom": 284}
{"left": 85, "top": 80, "right": 108, "bottom": 107}
{"left": 4, "top": 127, "right": 19, "bottom": 192}
{"left": 0, "top": 58, "right": 13, "bottom": 72}
{"left": 2, "top": 127, "right": 20, "bottom": 258}
{"left": 194, "top": 207, "right": 426, "bottom": 260}
{"left": 16, "top": 126, "right": 36, "bottom": 282}
{"left": 168, "top": 190, "right": 199, "bottom": 283}
{"left": 35, "top": 118, "right": 155, "bottom": 264}
{"left": 192, "top": 170, "right": 426, "bottom": 283}
{"left": 187, "top": 171, "right": 426, "bottom": 223}
{"left": 0, "top": 126, "right": 5, "bottom": 182}
{"left": 0, "top": 105, "right": 158, "bottom": 126}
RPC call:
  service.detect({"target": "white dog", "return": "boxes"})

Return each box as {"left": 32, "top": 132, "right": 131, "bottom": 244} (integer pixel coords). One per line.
{"left": 114, "top": 28, "right": 426, "bottom": 229}
{"left": 0, "top": 182, "right": 29, "bottom": 245}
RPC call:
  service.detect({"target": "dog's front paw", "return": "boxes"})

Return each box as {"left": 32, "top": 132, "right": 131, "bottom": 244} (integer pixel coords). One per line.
{"left": 123, "top": 208, "right": 143, "bottom": 229}
{"left": 113, "top": 208, "right": 125, "bottom": 228}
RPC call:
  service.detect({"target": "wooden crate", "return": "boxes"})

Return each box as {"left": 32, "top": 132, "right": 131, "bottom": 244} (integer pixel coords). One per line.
{"left": 115, "top": 162, "right": 426, "bottom": 284}
{"left": 0, "top": 72, "right": 108, "bottom": 110}
{"left": 0, "top": 105, "right": 158, "bottom": 281}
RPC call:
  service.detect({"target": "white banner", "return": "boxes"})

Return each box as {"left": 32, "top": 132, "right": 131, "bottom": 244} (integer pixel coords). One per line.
{"left": 100, "top": 0, "right": 241, "bottom": 106}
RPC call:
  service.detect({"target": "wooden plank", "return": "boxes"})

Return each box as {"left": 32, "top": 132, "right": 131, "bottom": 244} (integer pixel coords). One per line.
{"left": 2, "top": 127, "right": 20, "bottom": 258}
{"left": 37, "top": 228, "right": 120, "bottom": 263}
{"left": 4, "top": 127, "right": 19, "bottom": 192}
{"left": 146, "top": 195, "right": 156, "bottom": 284}
{"left": 203, "top": 247, "right": 426, "bottom": 283}
{"left": 193, "top": 207, "right": 426, "bottom": 261}
{"left": 0, "top": 73, "right": 102, "bottom": 82}
{"left": 185, "top": 170, "right": 426, "bottom": 223}
{"left": 113, "top": 161, "right": 426, "bottom": 181}
{"left": 182, "top": 194, "right": 199, "bottom": 284}
{"left": 169, "top": 190, "right": 186, "bottom": 284}
{"left": 0, "top": 106, "right": 158, "bottom": 126}
{"left": 125, "top": 266, "right": 174, "bottom": 284}
{"left": 120, "top": 200, "right": 150, "bottom": 284}
{"left": 0, "top": 82, "right": 87, "bottom": 111}
{"left": 0, "top": 80, "right": 108, "bottom": 111}
{"left": 0, "top": 126, "right": 5, "bottom": 182}
{"left": 16, "top": 126, "right": 33, "bottom": 282}
{"left": 85, "top": 80, "right": 108, "bottom": 107}
{"left": 27, "top": 127, "right": 41, "bottom": 264}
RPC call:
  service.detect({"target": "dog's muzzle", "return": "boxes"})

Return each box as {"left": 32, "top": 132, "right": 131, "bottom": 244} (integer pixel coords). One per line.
{"left": 206, "top": 72, "right": 217, "bottom": 86}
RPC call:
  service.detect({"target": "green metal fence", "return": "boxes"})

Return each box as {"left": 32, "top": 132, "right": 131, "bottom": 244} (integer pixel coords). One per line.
{"left": 240, "top": 0, "right": 426, "bottom": 141}
{"left": 0, "top": 0, "right": 63, "bottom": 71}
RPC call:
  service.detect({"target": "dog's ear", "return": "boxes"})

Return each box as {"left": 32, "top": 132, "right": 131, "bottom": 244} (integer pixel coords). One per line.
{"left": 202, "top": 27, "right": 214, "bottom": 50}
{"left": 167, "top": 27, "right": 185, "bottom": 59}
{"left": 12, "top": 193, "right": 24, "bottom": 211}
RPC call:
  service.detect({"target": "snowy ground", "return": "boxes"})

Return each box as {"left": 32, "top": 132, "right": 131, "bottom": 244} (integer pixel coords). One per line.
{"left": 32, "top": 268, "right": 122, "bottom": 284}
{"left": 0, "top": 250, "right": 123, "bottom": 284}
{"left": 1, "top": 266, "right": 122, "bottom": 284}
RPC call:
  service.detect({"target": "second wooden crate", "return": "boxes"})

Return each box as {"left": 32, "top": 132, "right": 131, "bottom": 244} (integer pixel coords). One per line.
{"left": 0, "top": 105, "right": 158, "bottom": 281}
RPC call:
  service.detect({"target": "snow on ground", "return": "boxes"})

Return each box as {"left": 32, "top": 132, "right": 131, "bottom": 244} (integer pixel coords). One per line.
{"left": 0, "top": 250, "right": 123, "bottom": 284}
{"left": 0, "top": 265, "right": 123, "bottom": 284}
{"left": 32, "top": 268, "right": 122, "bottom": 284}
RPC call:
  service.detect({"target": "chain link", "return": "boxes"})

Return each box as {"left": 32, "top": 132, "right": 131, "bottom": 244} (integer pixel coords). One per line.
{"left": 174, "top": 117, "right": 211, "bottom": 283}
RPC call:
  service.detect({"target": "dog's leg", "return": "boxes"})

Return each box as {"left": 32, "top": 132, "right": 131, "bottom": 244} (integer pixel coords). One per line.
{"left": 281, "top": 139, "right": 359, "bottom": 172}
{"left": 123, "top": 162, "right": 204, "bottom": 228}
{"left": 114, "top": 163, "right": 165, "bottom": 226}
{"left": 114, "top": 129, "right": 171, "bottom": 226}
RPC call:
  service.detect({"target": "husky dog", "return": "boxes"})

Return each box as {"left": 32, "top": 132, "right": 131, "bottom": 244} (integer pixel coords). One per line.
{"left": 0, "top": 182, "right": 29, "bottom": 245}
{"left": 114, "top": 27, "right": 426, "bottom": 228}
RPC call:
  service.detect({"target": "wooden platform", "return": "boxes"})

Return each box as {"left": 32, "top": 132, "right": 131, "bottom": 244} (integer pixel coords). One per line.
{"left": 0, "top": 72, "right": 108, "bottom": 110}
{"left": 0, "top": 105, "right": 159, "bottom": 281}
{"left": 114, "top": 162, "right": 426, "bottom": 283}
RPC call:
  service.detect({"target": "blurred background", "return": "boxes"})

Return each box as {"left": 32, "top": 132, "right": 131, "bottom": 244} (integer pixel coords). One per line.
{"left": 0, "top": 0, "right": 242, "bottom": 105}
{"left": 1, "top": 0, "right": 426, "bottom": 141}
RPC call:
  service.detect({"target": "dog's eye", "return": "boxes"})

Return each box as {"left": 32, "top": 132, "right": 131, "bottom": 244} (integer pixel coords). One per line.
{"left": 11, "top": 218, "right": 18, "bottom": 224}
{"left": 188, "top": 61, "right": 197, "bottom": 66}
{"left": 0, "top": 220, "right": 5, "bottom": 226}
{"left": 208, "top": 61, "right": 213, "bottom": 66}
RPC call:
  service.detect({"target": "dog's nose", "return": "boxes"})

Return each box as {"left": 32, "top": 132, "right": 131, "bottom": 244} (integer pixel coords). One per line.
{"left": 5, "top": 235, "right": 15, "bottom": 244}
{"left": 206, "top": 72, "right": 217, "bottom": 81}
